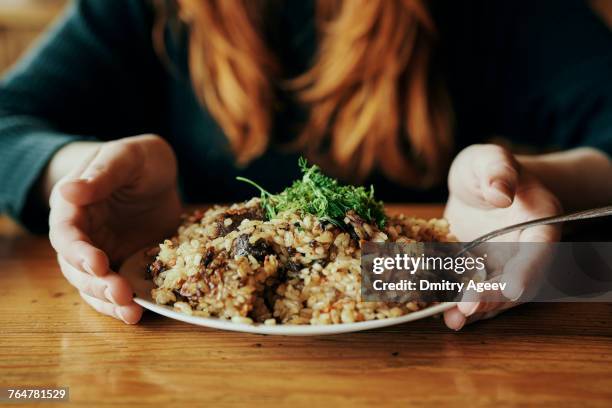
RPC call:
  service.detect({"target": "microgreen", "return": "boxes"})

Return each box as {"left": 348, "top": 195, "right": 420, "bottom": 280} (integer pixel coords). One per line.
{"left": 236, "top": 157, "right": 386, "bottom": 228}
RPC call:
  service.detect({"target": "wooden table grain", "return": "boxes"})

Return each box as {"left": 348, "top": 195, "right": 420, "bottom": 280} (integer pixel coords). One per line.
{"left": 1, "top": 205, "right": 611, "bottom": 407}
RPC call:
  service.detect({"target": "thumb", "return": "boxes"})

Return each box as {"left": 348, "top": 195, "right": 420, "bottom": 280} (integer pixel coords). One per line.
{"left": 449, "top": 144, "right": 520, "bottom": 209}
{"left": 60, "top": 141, "right": 141, "bottom": 206}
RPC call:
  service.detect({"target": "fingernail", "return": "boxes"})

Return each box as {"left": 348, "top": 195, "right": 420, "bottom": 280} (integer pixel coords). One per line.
{"left": 70, "top": 178, "right": 90, "bottom": 184}
{"left": 80, "top": 169, "right": 100, "bottom": 182}
{"left": 462, "top": 302, "right": 480, "bottom": 317}
{"left": 80, "top": 165, "right": 103, "bottom": 182}
{"left": 104, "top": 286, "right": 118, "bottom": 304}
{"left": 491, "top": 180, "right": 513, "bottom": 204}
{"left": 454, "top": 318, "right": 466, "bottom": 331}
{"left": 504, "top": 285, "right": 524, "bottom": 302}
{"left": 83, "top": 261, "right": 95, "bottom": 275}
{"left": 512, "top": 291, "right": 524, "bottom": 302}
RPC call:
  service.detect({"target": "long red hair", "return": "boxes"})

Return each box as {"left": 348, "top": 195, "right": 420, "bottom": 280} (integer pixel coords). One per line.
{"left": 165, "top": 0, "right": 453, "bottom": 187}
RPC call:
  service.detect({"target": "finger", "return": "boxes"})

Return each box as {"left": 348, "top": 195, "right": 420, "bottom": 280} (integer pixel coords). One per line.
{"left": 449, "top": 144, "right": 520, "bottom": 209}
{"left": 459, "top": 299, "right": 518, "bottom": 316}
{"left": 60, "top": 141, "right": 142, "bottom": 206}
{"left": 49, "top": 176, "right": 111, "bottom": 277}
{"left": 498, "top": 178, "right": 561, "bottom": 299}
{"left": 476, "top": 147, "right": 520, "bottom": 208}
{"left": 49, "top": 219, "right": 109, "bottom": 277}
{"left": 457, "top": 271, "right": 519, "bottom": 316}
{"left": 80, "top": 292, "right": 143, "bottom": 324}
{"left": 444, "top": 307, "right": 467, "bottom": 331}
{"left": 457, "top": 301, "right": 480, "bottom": 317}
{"left": 447, "top": 302, "right": 517, "bottom": 330}
{"left": 456, "top": 300, "right": 503, "bottom": 317}
{"left": 59, "top": 255, "right": 134, "bottom": 305}
{"left": 514, "top": 181, "right": 564, "bottom": 228}
{"left": 59, "top": 255, "right": 107, "bottom": 300}
{"left": 501, "top": 235, "right": 556, "bottom": 301}
{"left": 48, "top": 146, "right": 100, "bottom": 210}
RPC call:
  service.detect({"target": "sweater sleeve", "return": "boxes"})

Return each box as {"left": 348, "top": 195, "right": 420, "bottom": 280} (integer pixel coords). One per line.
{"left": 0, "top": 0, "right": 166, "bottom": 232}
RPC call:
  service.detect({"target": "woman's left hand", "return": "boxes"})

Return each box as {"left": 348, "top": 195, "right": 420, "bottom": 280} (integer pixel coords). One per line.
{"left": 443, "top": 144, "right": 563, "bottom": 330}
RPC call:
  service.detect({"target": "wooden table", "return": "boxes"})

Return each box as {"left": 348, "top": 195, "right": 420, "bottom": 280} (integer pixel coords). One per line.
{"left": 1, "top": 205, "right": 611, "bottom": 407}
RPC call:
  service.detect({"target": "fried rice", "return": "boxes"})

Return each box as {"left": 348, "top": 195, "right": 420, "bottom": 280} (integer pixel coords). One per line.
{"left": 146, "top": 198, "right": 453, "bottom": 325}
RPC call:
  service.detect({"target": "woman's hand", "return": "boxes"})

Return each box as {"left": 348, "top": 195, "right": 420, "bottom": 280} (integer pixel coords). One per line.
{"left": 443, "top": 144, "right": 563, "bottom": 330}
{"left": 48, "top": 135, "right": 182, "bottom": 324}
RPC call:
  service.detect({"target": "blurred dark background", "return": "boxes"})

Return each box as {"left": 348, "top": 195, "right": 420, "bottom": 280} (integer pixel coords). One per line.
{"left": 1, "top": 0, "right": 611, "bottom": 75}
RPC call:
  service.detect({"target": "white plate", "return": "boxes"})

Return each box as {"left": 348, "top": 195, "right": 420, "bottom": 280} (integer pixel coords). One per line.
{"left": 119, "top": 249, "right": 456, "bottom": 336}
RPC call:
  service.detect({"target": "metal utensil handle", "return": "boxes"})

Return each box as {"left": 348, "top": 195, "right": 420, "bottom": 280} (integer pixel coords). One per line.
{"left": 460, "top": 205, "right": 612, "bottom": 254}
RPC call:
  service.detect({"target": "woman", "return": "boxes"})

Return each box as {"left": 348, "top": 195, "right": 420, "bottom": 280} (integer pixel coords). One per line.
{"left": 0, "top": 0, "right": 610, "bottom": 329}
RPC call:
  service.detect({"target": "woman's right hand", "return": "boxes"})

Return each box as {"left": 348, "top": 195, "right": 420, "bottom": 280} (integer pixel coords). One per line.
{"left": 48, "top": 134, "right": 182, "bottom": 324}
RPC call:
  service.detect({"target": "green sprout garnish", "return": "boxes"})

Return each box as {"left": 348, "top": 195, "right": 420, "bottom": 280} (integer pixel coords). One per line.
{"left": 237, "top": 157, "right": 386, "bottom": 228}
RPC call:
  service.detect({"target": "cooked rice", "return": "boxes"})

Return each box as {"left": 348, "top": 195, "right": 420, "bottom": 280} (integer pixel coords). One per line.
{"left": 146, "top": 198, "right": 453, "bottom": 325}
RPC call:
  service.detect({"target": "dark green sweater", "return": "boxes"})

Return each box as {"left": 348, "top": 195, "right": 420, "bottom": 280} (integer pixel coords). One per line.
{"left": 1, "top": 0, "right": 611, "bottom": 232}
